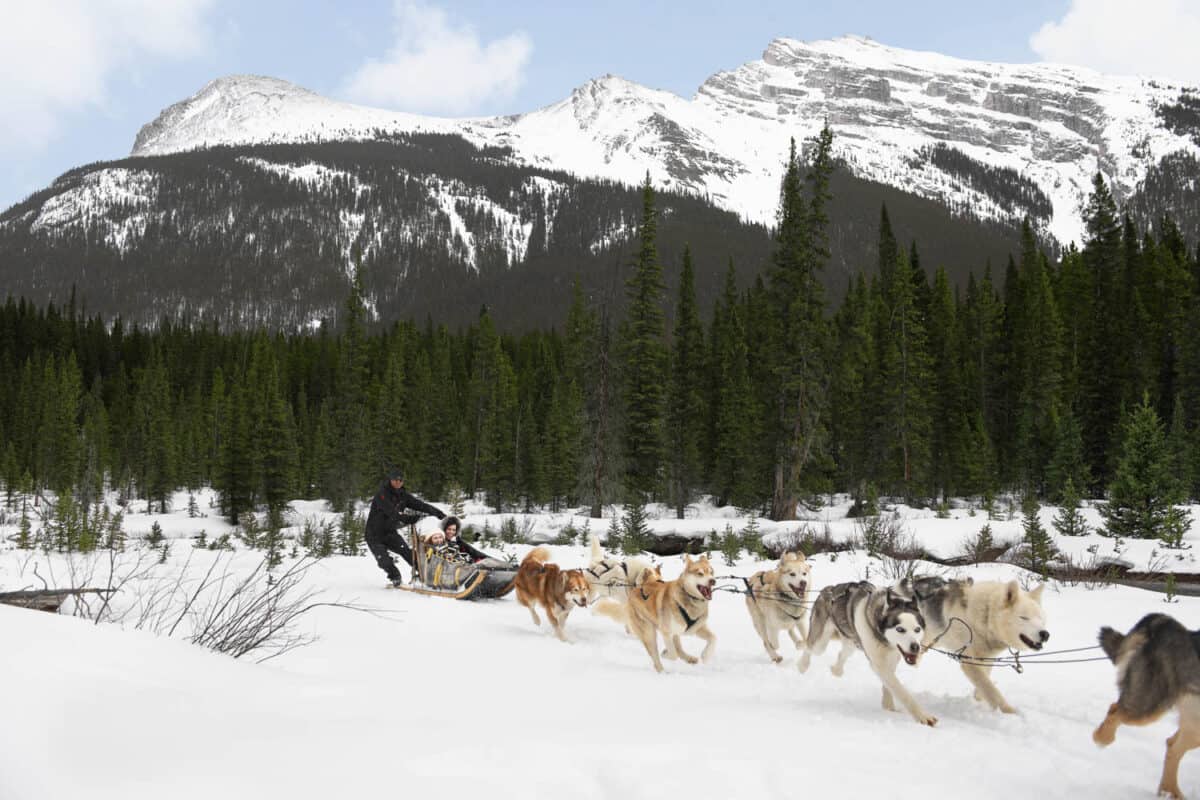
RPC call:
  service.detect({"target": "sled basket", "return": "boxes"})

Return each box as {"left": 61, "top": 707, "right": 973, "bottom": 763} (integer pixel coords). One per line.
{"left": 393, "top": 527, "right": 516, "bottom": 600}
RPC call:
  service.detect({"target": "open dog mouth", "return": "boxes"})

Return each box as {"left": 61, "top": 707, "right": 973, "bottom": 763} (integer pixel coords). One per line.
{"left": 898, "top": 645, "right": 920, "bottom": 666}
{"left": 790, "top": 582, "right": 807, "bottom": 596}
{"left": 698, "top": 584, "right": 713, "bottom": 600}
{"left": 1020, "top": 634, "right": 1043, "bottom": 651}
{"left": 575, "top": 598, "right": 589, "bottom": 607}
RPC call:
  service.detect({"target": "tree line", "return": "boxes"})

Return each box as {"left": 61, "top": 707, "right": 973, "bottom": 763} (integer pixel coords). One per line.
{"left": 1, "top": 125, "right": 1198, "bottom": 533}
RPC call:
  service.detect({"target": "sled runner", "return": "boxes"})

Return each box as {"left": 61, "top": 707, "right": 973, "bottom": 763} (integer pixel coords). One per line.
{"left": 388, "top": 526, "right": 517, "bottom": 600}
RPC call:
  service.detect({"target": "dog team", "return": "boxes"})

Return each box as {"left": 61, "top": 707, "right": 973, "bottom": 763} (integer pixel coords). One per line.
{"left": 509, "top": 533, "right": 1200, "bottom": 799}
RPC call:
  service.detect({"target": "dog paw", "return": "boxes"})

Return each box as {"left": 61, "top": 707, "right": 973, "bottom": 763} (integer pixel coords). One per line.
{"left": 661, "top": 648, "right": 677, "bottom": 661}
{"left": 797, "top": 657, "right": 811, "bottom": 674}
{"left": 682, "top": 655, "right": 699, "bottom": 665}
{"left": 1093, "top": 727, "right": 1115, "bottom": 747}
{"left": 998, "top": 703, "right": 1017, "bottom": 714}
{"left": 771, "top": 654, "right": 784, "bottom": 664}
{"left": 917, "top": 715, "right": 938, "bottom": 727}
{"left": 830, "top": 665, "right": 844, "bottom": 678}
{"left": 1157, "top": 783, "right": 1184, "bottom": 799}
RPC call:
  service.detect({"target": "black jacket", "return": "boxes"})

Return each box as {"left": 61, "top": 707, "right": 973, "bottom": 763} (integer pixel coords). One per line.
{"left": 444, "top": 536, "right": 487, "bottom": 563}
{"left": 366, "top": 482, "right": 444, "bottom": 535}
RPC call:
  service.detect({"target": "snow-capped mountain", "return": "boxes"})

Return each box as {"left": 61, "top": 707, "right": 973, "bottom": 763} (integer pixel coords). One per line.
{"left": 131, "top": 36, "right": 1200, "bottom": 246}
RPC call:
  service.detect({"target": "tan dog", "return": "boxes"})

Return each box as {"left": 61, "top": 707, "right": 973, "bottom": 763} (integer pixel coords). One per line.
{"left": 513, "top": 546, "right": 590, "bottom": 642}
{"left": 744, "top": 551, "right": 812, "bottom": 663}
{"left": 596, "top": 554, "right": 717, "bottom": 672}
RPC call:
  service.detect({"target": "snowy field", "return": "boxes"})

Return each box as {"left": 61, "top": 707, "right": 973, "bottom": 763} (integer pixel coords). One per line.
{"left": 3, "top": 491, "right": 1200, "bottom": 799}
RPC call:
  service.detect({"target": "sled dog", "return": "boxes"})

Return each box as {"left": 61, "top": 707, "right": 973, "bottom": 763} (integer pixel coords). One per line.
{"left": 799, "top": 580, "right": 936, "bottom": 726}
{"left": 595, "top": 554, "right": 716, "bottom": 672}
{"left": 584, "top": 533, "right": 655, "bottom": 604}
{"left": 744, "top": 551, "right": 812, "bottom": 663}
{"left": 908, "top": 576, "right": 1049, "bottom": 714}
{"left": 513, "top": 546, "right": 590, "bottom": 642}
{"left": 1093, "top": 613, "right": 1200, "bottom": 800}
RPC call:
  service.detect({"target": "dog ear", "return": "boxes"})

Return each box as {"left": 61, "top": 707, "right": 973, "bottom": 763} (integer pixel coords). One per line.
{"left": 1005, "top": 580, "right": 1020, "bottom": 607}
{"left": 1030, "top": 583, "right": 1045, "bottom": 602}
{"left": 683, "top": 554, "right": 693, "bottom": 566}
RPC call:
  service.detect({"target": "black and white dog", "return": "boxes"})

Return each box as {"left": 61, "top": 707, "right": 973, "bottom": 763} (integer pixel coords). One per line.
{"left": 798, "top": 580, "right": 936, "bottom": 726}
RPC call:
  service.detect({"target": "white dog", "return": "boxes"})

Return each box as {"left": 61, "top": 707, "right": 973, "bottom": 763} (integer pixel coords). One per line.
{"left": 583, "top": 533, "right": 654, "bottom": 604}
{"left": 909, "top": 577, "right": 1049, "bottom": 713}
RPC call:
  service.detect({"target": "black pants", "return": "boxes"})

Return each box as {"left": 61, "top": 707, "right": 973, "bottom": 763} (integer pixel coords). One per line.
{"left": 365, "top": 527, "right": 414, "bottom": 581}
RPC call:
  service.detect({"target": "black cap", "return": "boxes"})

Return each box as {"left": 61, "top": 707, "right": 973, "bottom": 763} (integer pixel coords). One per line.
{"left": 387, "top": 468, "right": 404, "bottom": 481}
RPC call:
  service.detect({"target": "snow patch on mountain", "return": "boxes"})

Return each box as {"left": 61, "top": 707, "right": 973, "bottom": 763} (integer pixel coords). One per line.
{"left": 130, "top": 38, "right": 1200, "bottom": 248}
{"left": 31, "top": 168, "right": 159, "bottom": 252}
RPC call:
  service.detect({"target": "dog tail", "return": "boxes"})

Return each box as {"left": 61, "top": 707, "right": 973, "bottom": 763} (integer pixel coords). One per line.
{"left": 593, "top": 597, "right": 629, "bottom": 627}
{"left": 1098, "top": 626, "right": 1124, "bottom": 662}
{"left": 589, "top": 532, "right": 603, "bottom": 564}
{"left": 521, "top": 546, "right": 552, "bottom": 572}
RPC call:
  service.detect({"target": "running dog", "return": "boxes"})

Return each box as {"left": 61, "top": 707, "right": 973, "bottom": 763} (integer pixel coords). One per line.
{"left": 1093, "top": 613, "right": 1200, "bottom": 800}
{"left": 744, "top": 551, "right": 812, "bottom": 663}
{"left": 583, "top": 532, "right": 655, "bottom": 604}
{"left": 908, "top": 576, "right": 1049, "bottom": 714}
{"left": 513, "top": 546, "right": 591, "bottom": 642}
{"left": 595, "top": 554, "right": 716, "bottom": 672}
{"left": 799, "top": 580, "right": 936, "bottom": 726}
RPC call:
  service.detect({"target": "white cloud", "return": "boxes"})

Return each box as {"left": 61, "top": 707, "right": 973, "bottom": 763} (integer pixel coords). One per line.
{"left": 1030, "top": 0, "right": 1200, "bottom": 86}
{"left": 0, "top": 0, "right": 216, "bottom": 150}
{"left": 341, "top": 1, "right": 532, "bottom": 115}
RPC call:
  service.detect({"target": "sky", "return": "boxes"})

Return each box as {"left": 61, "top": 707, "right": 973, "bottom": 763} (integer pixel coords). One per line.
{"left": 1, "top": 0, "right": 1198, "bottom": 211}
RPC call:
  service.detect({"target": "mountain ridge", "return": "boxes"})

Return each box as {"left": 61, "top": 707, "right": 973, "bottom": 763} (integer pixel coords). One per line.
{"left": 128, "top": 35, "right": 1200, "bottom": 247}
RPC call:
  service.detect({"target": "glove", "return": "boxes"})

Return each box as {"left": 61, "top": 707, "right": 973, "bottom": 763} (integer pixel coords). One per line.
{"left": 437, "top": 510, "right": 447, "bottom": 520}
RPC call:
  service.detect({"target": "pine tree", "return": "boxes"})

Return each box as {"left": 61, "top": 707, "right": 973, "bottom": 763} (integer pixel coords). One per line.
{"left": 1045, "top": 411, "right": 1091, "bottom": 502}
{"left": 621, "top": 175, "right": 668, "bottom": 500}
{"left": 468, "top": 311, "right": 519, "bottom": 510}
{"left": 666, "top": 245, "right": 705, "bottom": 518}
{"left": 1080, "top": 174, "right": 1125, "bottom": 490}
{"left": 927, "top": 267, "right": 967, "bottom": 499}
{"left": 831, "top": 273, "right": 875, "bottom": 505}
{"left": 1021, "top": 494, "right": 1056, "bottom": 575}
{"left": 621, "top": 499, "right": 651, "bottom": 554}
{"left": 1101, "top": 394, "right": 1191, "bottom": 541}
{"left": 1012, "top": 221, "right": 1063, "bottom": 493}
{"left": 708, "top": 261, "right": 759, "bottom": 509}
{"left": 877, "top": 248, "right": 933, "bottom": 499}
{"left": 1052, "top": 477, "right": 1088, "bottom": 537}
{"left": 766, "top": 132, "right": 831, "bottom": 519}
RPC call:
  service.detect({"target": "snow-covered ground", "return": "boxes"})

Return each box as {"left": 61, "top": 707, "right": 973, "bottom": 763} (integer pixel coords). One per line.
{"left": 2, "top": 491, "right": 1199, "bottom": 799}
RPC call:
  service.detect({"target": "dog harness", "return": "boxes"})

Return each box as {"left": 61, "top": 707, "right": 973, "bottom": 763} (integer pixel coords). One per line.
{"left": 677, "top": 603, "right": 700, "bottom": 631}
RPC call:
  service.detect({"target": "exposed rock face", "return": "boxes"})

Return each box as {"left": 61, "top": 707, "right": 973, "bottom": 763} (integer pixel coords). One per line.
{"left": 100, "top": 38, "right": 1200, "bottom": 245}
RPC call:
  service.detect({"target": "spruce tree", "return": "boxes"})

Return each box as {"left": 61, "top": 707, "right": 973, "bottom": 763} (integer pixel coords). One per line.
{"left": 877, "top": 249, "right": 933, "bottom": 499}
{"left": 621, "top": 175, "right": 668, "bottom": 500}
{"left": 1012, "top": 222, "right": 1063, "bottom": 493}
{"left": 927, "top": 267, "right": 966, "bottom": 499}
{"left": 1021, "top": 494, "right": 1056, "bottom": 575}
{"left": 708, "top": 261, "right": 758, "bottom": 509}
{"left": 1101, "top": 394, "right": 1191, "bottom": 541}
{"left": 666, "top": 245, "right": 705, "bottom": 518}
{"left": 1052, "top": 477, "right": 1088, "bottom": 537}
{"left": 766, "top": 132, "right": 831, "bottom": 519}
{"left": 831, "top": 272, "right": 875, "bottom": 506}
{"left": 1080, "top": 174, "right": 1125, "bottom": 490}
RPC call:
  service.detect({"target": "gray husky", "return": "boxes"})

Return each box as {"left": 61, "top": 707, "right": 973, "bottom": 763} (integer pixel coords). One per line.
{"left": 798, "top": 581, "right": 936, "bottom": 726}
{"left": 1093, "top": 613, "right": 1200, "bottom": 800}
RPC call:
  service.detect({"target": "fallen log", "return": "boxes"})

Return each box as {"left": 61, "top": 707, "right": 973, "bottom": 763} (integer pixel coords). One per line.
{"left": 0, "top": 588, "right": 117, "bottom": 613}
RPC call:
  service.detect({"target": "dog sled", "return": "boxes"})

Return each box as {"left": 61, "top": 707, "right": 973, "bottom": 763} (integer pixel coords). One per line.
{"left": 391, "top": 526, "right": 517, "bottom": 600}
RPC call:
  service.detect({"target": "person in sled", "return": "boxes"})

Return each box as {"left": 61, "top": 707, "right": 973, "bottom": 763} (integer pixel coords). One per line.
{"left": 436, "top": 515, "right": 487, "bottom": 562}
{"left": 365, "top": 468, "right": 446, "bottom": 586}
